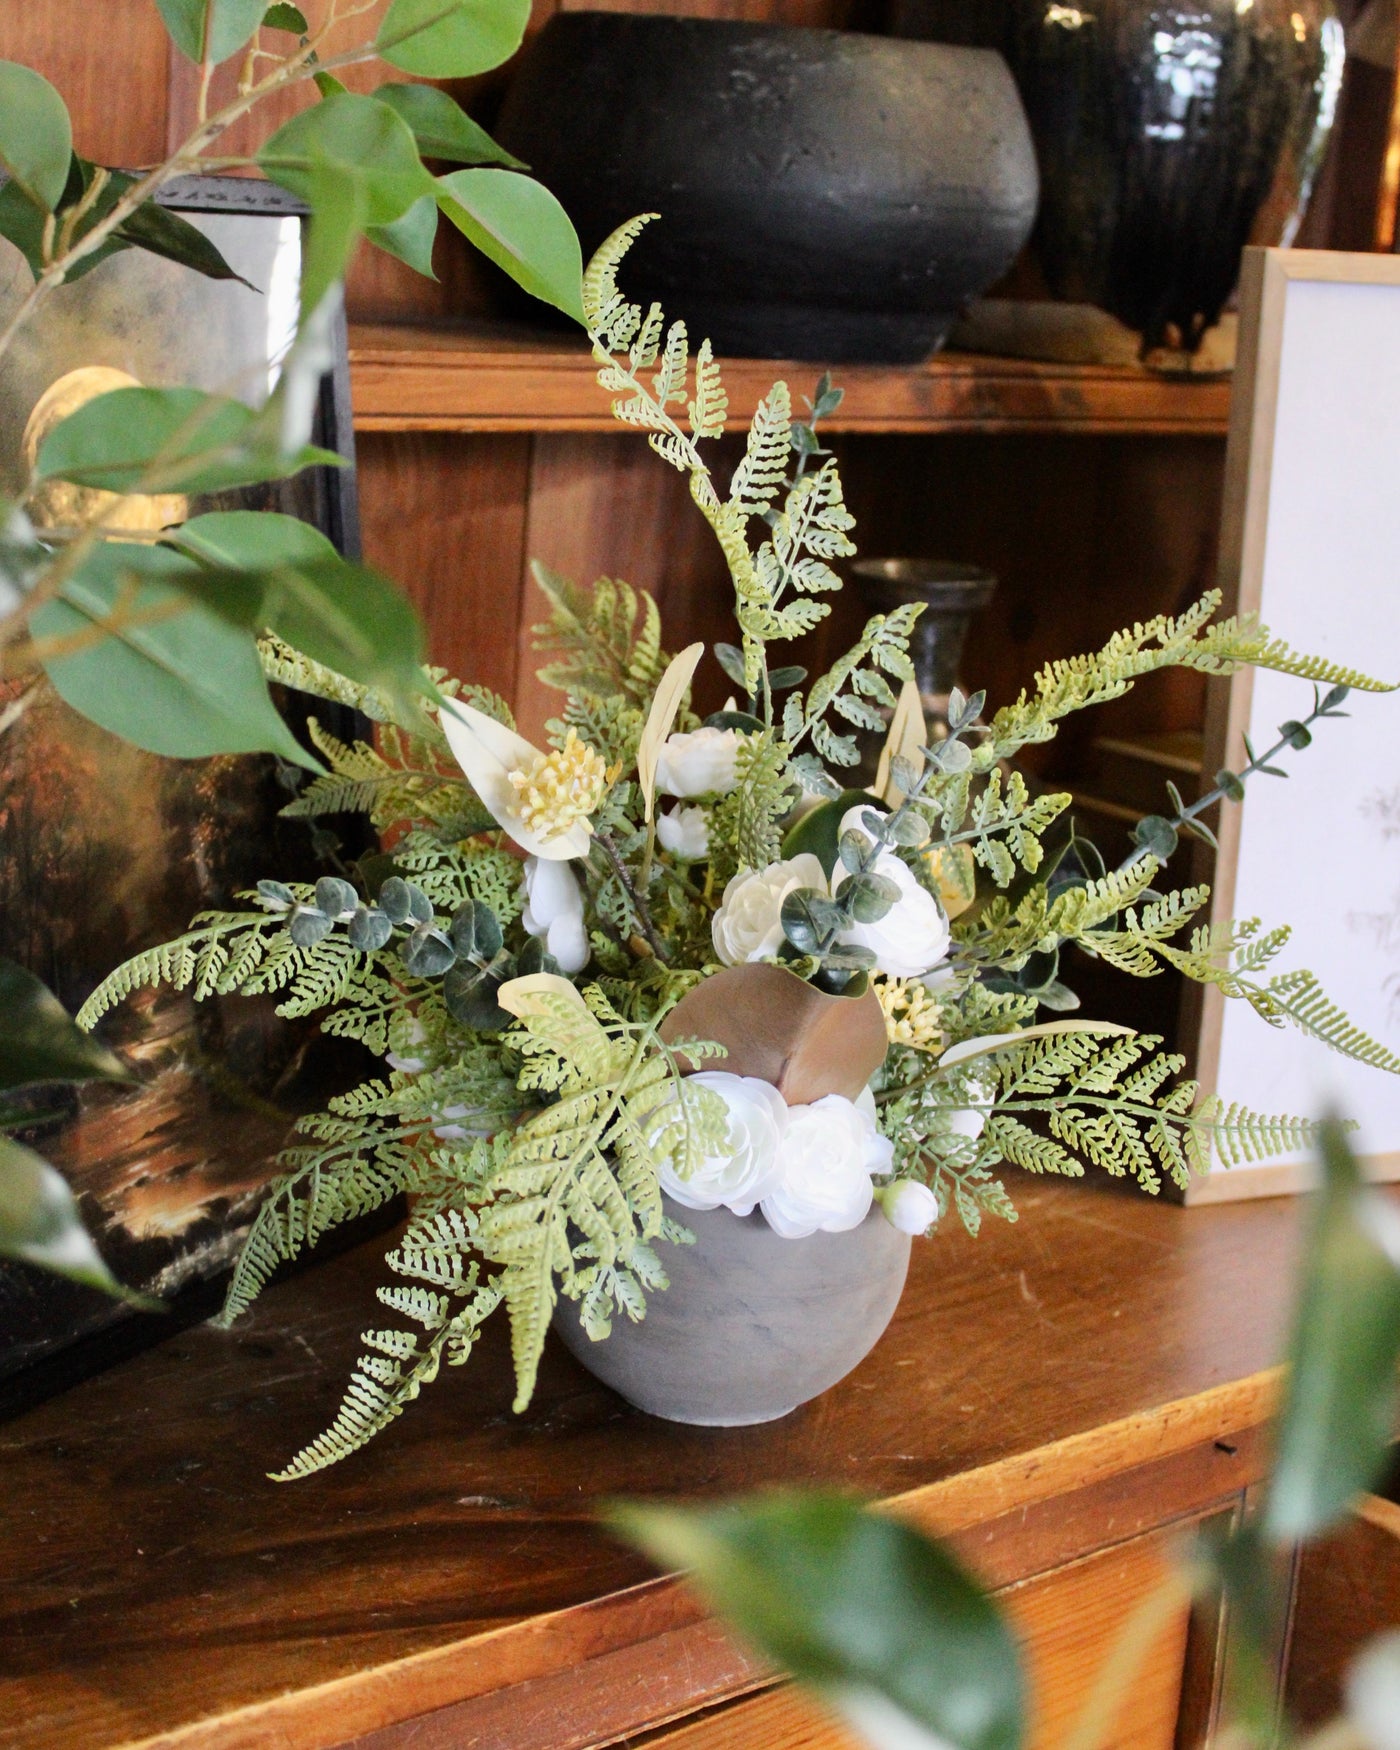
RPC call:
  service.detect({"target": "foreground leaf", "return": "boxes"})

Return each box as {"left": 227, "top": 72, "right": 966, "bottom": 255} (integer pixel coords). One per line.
{"left": 34, "top": 385, "right": 340, "bottom": 496}
{"left": 437, "top": 168, "right": 584, "bottom": 322}
{"left": 0, "top": 1136, "right": 156, "bottom": 1303}
{"left": 0, "top": 960, "right": 132, "bottom": 1092}
{"left": 170, "top": 511, "right": 428, "bottom": 703}
{"left": 366, "top": 193, "right": 439, "bottom": 278}
{"left": 613, "top": 1493, "right": 1024, "bottom": 1750}
{"left": 156, "top": 0, "right": 266, "bottom": 65}
{"left": 1263, "top": 1116, "right": 1400, "bottom": 1542}
{"left": 0, "top": 62, "right": 73, "bottom": 212}
{"left": 376, "top": 0, "right": 530, "bottom": 77}
{"left": 373, "top": 83, "right": 525, "bottom": 167}
{"left": 33, "top": 542, "right": 318, "bottom": 768}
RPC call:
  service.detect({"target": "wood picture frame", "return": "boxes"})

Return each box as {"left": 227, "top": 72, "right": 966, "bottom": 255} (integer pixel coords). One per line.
{"left": 1186, "top": 246, "right": 1400, "bottom": 1203}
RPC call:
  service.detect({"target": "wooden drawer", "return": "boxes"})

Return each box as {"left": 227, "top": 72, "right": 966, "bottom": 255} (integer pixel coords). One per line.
{"left": 639, "top": 1526, "right": 1192, "bottom": 1750}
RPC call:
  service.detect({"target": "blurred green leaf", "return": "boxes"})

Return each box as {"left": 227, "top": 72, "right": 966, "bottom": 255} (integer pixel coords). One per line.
{"left": 436, "top": 168, "right": 583, "bottom": 322}
{"left": 0, "top": 1135, "right": 158, "bottom": 1304}
{"left": 366, "top": 193, "right": 439, "bottom": 277}
{"left": 169, "top": 511, "right": 428, "bottom": 703}
{"left": 259, "top": 92, "right": 436, "bottom": 313}
{"left": 263, "top": 2, "right": 308, "bottom": 29}
{"left": 612, "top": 1492, "right": 1024, "bottom": 1750}
{"left": 376, "top": 0, "right": 529, "bottom": 77}
{"left": 35, "top": 385, "right": 340, "bottom": 496}
{"left": 33, "top": 542, "right": 318, "bottom": 768}
{"left": 1263, "top": 1116, "right": 1400, "bottom": 1543}
{"left": 0, "top": 62, "right": 73, "bottom": 211}
{"left": 156, "top": 0, "right": 266, "bottom": 64}
{"left": 372, "top": 83, "right": 526, "bottom": 167}
{"left": 0, "top": 960, "right": 132, "bottom": 1092}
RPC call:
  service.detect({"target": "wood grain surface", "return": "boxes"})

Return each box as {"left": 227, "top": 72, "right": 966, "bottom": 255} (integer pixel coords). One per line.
{"left": 0, "top": 1175, "right": 1305, "bottom": 1750}
{"left": 347, "top": 324, "right": 1234, "bottom": 437}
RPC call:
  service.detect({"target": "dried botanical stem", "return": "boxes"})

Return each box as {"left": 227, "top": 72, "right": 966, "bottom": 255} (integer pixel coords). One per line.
{"left": 594, "top": 831, "right": 669, "bottom": 962}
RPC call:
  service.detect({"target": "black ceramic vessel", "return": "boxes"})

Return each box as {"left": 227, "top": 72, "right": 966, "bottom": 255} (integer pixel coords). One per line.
{"left": 494, "top": 14, "right": 1039, "bottom": 362}
{"left": 895, "top": 0, "right": 1344, "bottom": 354}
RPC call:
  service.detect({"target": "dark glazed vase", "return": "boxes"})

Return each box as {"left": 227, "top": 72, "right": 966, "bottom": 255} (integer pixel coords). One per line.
{"left": 895, "top": 0, "right": 1344, "bottom": 354}
{"left": 494, "top": 13, "right": 1040, "bottom": 362}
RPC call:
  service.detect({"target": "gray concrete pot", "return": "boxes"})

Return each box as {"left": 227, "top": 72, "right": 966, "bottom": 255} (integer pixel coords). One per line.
{"left": 551, "top": 1196, "right": 912, "bottom": 1425}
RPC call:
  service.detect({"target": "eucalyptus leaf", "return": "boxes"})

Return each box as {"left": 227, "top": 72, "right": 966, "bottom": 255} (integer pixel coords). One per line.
{"left": 0, "top": 1135, "right": 156, "bottom": 1304}
{"left": 289, "top": 905, "right": 334, "bottom": 947}
{"left": 611, "top": 1493, "right": 1024, "bottom": 1750}
{"left": 713, "top": 642, "right": 747, "bottom": 688}
{"left": 436, "top": 167, "right": 584, "bottom": 323}
{"left": 373, "top": 83, "right": 526, "bottom": 167}
{"left": 0, "top": 960, "right": 132, "bottom": 1092}
{"left": 315, "top": 876, "right": 359, "bottom": 918}
{"left": 0, "top": 63, "right": 73, "bottom": 211}
{"left": 1132, "top": 814, "right": 1179, "bottom": 862}
{"left": 780, "top": 890, "right": 825, "bottom": 954}
{"left": 781, "top": 789, "right": 879, "bottom": 877}
{"left": 885, "top": 810, "right": 930, "bottom": 848}
{"left": 443, "top": 961, "right": 509, "bottom": 1030}
{"left": 33, "top": 542, "right": 317, "bottom": 769}
{"left": 35, "top": 387, "right": 340, "bottom": 496}
{"left": 377, "top": 0, "right": 530, "bottom": 78}
{"left": 843, "top": 871, "right": 900, "bottom": 925}
{"left": 1263, "top": 1117, "right": 1400, "bottom": 1543}
{"left": 348, "top": 906, "right": 392, "bottom": 952}
{"left": 156, "top": 0, "right": 267, "bottom": 65}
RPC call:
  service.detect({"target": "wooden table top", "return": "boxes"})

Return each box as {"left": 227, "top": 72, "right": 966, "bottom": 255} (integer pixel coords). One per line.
{"left": 0, "top": 1174, "right": 1304, "bottom": 1750}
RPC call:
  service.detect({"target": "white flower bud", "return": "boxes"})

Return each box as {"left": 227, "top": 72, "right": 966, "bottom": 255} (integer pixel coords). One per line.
{"left": 521, "top": 856, "right": 589, "bottom": 974}
{"left": 655, "top": 726, "right": 741, "bottom": 798}
{"left": 879, "top": 1179, "right": 940, "bottom": 1235}
{"left": 657, "top": 804, "right": 710, "bottom": 860}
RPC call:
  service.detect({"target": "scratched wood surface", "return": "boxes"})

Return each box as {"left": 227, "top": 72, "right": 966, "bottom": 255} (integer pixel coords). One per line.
{"left": 0, "top": 1175, "right": 1304, "bottom": 1750}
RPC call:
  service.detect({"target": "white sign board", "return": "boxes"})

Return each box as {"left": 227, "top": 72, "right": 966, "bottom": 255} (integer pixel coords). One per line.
{"left": 1193, "top": 248, "right": 1400, "bottom": 1201}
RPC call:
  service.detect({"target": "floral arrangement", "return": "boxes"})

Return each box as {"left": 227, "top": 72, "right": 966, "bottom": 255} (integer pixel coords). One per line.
{"left": 81, "top": 224, "right": 1397, "bottom": 1477}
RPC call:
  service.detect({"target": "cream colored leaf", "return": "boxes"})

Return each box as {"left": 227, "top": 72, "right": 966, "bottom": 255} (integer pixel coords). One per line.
{"left": 938, "top": 1020, "right": 1136, "bottom": 1070}
{"left": 874, "top": 678, "right": 926, "bottom": 806}
{"left": 496, "top": 974, "right": 588, "bottom": 1019}
{"left": 637, "top": 641, "right": 704, "bottom": 823}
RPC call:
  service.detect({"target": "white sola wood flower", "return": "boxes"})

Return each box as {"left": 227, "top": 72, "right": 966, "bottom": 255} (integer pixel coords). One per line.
{"left": 657, "top": 1071, "right": 788, "bottom": 1215}
{"left": 440, "top": 700, "right": 607, "bottom": 861}
{"left": 760, "top": 1088, "right": 892, "bottom": 1239}
{"left": 655, "top": 725, "right": 742, "bottom": 798}
{"left": 833, "top": 806, "right": 951, "bottom": 980}
{"left": 711, "top": 853, "right": 828, "bottom": 964}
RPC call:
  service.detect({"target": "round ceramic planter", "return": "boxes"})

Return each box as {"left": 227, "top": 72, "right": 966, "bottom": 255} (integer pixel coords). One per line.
{"left": 552, "top": 1195, "right": 912, "bottom": 1425}
{"left": 494, "top": 13, "right": 1039, "bottom": 363}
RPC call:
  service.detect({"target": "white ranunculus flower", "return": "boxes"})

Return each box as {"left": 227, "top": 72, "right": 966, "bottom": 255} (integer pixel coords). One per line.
{"left": 658, "top": 1071, "right": 788, "bottom": 1215}
{"left": 833, "top": 806, "right": 951, "bottom": 980}
{"left": 657, "top": 804, "right": 710, "bottom": 860}
{"left": 711, "top": 853, "right": 828, "bottom": 965}
{"left": 520, "top": 856, "right": 590, "bottom": 974}
{"left": 879, "top": 1179, "right": 940, "bottom": 1235}
{"left": 655, "top": 726, "right": 741, "bottom": 798}
{"left": 760, "top": 1092, "right": 883, "bottom": 1239}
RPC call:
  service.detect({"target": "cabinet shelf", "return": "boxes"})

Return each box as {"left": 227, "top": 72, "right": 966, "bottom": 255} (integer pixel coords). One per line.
{"left": 347, "top": 320, "right": 1233, "bottom": 437}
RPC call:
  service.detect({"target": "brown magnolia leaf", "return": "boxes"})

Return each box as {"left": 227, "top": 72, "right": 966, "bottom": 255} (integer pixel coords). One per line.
{"left": 659, "top": 962, "right": 888, "bottom": 1105}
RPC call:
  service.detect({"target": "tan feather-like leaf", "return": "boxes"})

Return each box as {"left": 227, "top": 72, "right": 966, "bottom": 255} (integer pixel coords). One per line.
{"left": 874, "top": 677, "right": 926, "bottom": 805}
{"left": 496, "top": 974, "right": 588, "bottom": 1019}
{"left": 636, "top": 641, "right": 704, "bottom": 823}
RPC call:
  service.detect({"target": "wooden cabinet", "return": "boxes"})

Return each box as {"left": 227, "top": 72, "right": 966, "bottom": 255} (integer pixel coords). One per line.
{"left": 0, "top": 1177, "right": 1302, "bottom": 1750}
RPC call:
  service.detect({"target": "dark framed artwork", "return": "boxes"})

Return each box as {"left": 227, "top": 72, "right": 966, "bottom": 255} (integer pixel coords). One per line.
{"left": 0, "top": 178, "right": 368, "bottom": 1408}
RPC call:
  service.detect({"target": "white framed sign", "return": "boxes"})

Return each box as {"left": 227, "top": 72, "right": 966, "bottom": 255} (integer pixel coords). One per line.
{"left": 1190, "top": 247, "right": 1400, "bottom": 1203}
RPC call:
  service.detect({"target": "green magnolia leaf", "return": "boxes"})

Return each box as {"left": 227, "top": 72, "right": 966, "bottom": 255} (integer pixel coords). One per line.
{"left": 366, "top": 193, "right": 440, "bottom": 278}
{"left": 169, "top": 511, "right": 428, "bottom": 704}
{"left": 33, "top": 542, "right": 318, "bottom": 769}
{"left": 372, "top": 83, "right": 526, "bottom": 167}
{"left": 0, "top": 1136, "right": 156, "bottom": 1303}
{"left": 263, "top": 2, "right": 309, "bottom": 30}
{"left": 0, "top": 63, "right": 73, "bottom": 212}
{"left": 1263, "top": 1117, "right": 1400, "bottom": 1543}
{"left": 0, "top": 960, "right": 133, "bottom": 1092}
{"left": 436, "top": 167, "right": 584, "bottom": 323}
{"left": 376, "top": 0, "right": 530, "bottom": 78}
{"left": 156, "top": 0, "right": 266, "bottom": 64}
{"left": 612, "top": 1493, "right": 1024, "bottom": 1750}
{"left": 259, "top": 93, "right": 436, "bottom": 313}
{"left": 34, "top": 385, "right": 340, "bottom": 496}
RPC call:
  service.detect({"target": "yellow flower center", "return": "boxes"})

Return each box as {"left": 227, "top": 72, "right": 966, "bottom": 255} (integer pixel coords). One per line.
{"left": 506, "top": 728, "right": 609, "bottom": 842}
{"left": 875, "top": 976, "right": 947, "bottom": 1053}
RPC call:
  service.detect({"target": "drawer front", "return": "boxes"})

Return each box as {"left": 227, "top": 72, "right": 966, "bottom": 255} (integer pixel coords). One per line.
{"left": 639, "top": 1526, "right": 1193, "bottom": 1750}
